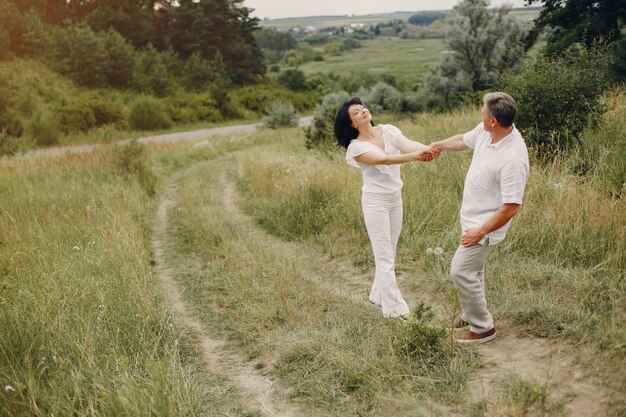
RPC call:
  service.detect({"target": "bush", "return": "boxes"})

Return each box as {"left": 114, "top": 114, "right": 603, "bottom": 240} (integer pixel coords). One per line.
{"left": 263, "top": 100, "right": 298, "bottom": 129}
{"left": 80, "top": 94, "right": 126, "bottom": 127}
{"left": 232, "top": 84, "right": 317, "bottom": 114}
{"left": 304, "top": 91, "right": 350, "bottom": 149}
{"left": 0, "top": 109, "right": 24, "bottom": 138}
{"left": 277, "top": 68, "right": 308, "bottom": 91}
{"left": 164, "top": 94, "right": 222, "bottom": 125}
{"left": 394, "top": 302, "right": 449, "bottom": 367}
{"left": 500, "top": 44, "right": 612, "bottom": 157}
{"left": 357, "top": 81, "right": 402, "bottom": 113}
{"left": 0, "top": 130, "right": 33, "bottom": 157}
{"left": 111, "top": 140, "right": 158, "bottom": 196}
{"left": 55, "top": 102, "right": 96, "bottom": 133}
{"left": 128, "top": 96, "right": 171, "bottom": 131}
{"left": 28, "top": 112, "right": 60, "bottom": 146}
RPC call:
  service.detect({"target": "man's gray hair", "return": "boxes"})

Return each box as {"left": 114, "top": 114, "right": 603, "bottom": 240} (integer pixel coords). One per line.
{"left": 483, "top": 92, "right": 516, "bottom": 128}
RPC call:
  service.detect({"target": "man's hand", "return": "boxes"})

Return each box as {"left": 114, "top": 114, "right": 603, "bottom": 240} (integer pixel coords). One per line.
{"left": 461, "top": 227, "right": 485, "bottom": 247}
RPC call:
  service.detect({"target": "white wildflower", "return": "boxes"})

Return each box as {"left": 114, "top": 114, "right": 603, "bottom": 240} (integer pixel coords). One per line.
{"left": 4, "top": 385, "right": 15, "bottom": 392}
{"left": 73, "top": 246, "right": 80, "bottom": 251}
{"left": 426, "top": 247, "right": 434, "bottom": 255}
{"left": 434, "top": 247, "right": 444, "bottom": 256}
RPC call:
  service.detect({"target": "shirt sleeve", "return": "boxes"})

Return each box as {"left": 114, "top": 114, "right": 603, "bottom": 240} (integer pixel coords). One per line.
{"left": 500, "top": 160, "right": 529, "bottom": 204}
{"left": 462, "top": 123, "right": 483, "bottom": 149}
{"left": 346, "top": 141, "right": 369, "bottom": 168}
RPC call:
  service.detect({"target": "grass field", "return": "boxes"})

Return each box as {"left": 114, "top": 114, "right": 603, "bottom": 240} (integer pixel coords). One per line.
{"left": 298, "top": 37, "right": 447, "bottom": 86}
{"left": 1, "top": 94, "right": 623, "bottom": 415}
{"left": 259, "top": 12, "right": 420, "bottom": 30}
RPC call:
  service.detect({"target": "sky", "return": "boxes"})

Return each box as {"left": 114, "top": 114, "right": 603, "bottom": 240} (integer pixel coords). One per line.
{"left": 243, "top": 0, "right": 530, "bottom": 20}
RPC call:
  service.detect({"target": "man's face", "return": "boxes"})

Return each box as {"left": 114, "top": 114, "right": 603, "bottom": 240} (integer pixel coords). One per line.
{"left": 481, "top": 105, "right": 496, "bottom": 132}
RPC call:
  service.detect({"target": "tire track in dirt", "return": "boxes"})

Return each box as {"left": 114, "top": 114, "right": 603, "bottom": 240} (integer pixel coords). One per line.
{"left": 152, "top": 179, "right": 305, "bottom": 417}
{"left": 221, "top": 173, "right": 612, "bottom": 416}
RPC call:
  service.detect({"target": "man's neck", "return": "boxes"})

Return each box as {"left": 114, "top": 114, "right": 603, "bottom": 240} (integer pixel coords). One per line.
{"left": 490, "top": 125, "right": 514, "bottom": 144}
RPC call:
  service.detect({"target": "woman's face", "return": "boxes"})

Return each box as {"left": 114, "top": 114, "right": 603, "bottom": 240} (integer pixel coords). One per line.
{"left": 348, "top": 104, "right": 371, "bottom": 128}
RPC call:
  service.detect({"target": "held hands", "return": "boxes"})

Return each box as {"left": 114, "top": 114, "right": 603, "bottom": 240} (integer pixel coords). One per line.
{"left": 417, "top": 146, "right": 441, "bottom": 162}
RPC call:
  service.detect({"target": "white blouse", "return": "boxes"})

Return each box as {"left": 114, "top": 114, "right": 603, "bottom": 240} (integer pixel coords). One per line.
{"left": 345, "top": 124, "right": 403, "bottom": 194}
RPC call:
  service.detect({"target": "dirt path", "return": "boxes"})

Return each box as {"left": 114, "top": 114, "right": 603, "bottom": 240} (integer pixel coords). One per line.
{"left": 151, "top": 179, "right": 305, "bottom": 417}
{"left": 21, "top": 116, "right": 313, "bottom": 158}
{"left": 220, "top": 173, "right": 612, "bottom": 416}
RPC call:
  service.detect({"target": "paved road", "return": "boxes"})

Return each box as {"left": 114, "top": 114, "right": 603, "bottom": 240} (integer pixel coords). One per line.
{"left": 21, "top": 116, "right": 314, "bottom": 158}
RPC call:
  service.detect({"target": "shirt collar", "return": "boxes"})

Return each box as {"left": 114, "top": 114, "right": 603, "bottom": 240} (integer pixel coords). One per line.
{"left": 489, "top": 124, "right": 517, "bottom": 151}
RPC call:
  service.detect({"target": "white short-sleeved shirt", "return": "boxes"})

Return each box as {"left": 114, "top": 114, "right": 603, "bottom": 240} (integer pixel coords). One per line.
{"left": 461, "top": 123, "right": 529, "bottom": 245}
{"left": 345, "top": 124, "right": 403, "bottom": 194}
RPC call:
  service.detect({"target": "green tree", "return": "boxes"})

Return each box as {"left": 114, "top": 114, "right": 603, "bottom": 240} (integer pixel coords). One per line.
{"left": 47, "top": 22, "right": 108, "bottom": 88}
{"left": 103, "top": 28, "right": 135, "bottom": 89}
{"left": 408, "top": 12, "right": 447, "bottom": 26}
{"left": 0, "top": 2, "right": 47, "bottom": 59}
{"left": 500, "top": 44, "right": 611, "bottom": 155}
{"left": 5, "top": 0, "right": 68, "bottom": 25}
{"left": 85, "top": 2, "right": 159, "bottom": 49}
{"left": 254, "top": 28, "right": 297, "bottom": 52}
{"left": 425, "top": 0, "right": 528, "bottom": 103}
{"left": 131, "top": 43, "right": 173, "bottom": 96}
{"left": 165, "top": 0, "right": 264, "bottom": 85}
{"left": 526, "top": 0, "right": 625, "bottom": 54}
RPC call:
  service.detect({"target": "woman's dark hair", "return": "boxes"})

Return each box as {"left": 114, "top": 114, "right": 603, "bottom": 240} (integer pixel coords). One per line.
{"left": 334, "top": 97, "right": 363, "bottom": 149}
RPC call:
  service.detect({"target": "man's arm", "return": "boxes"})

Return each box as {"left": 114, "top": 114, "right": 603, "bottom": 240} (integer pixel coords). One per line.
{"left": 461, "top": 203, "right": 520, "bottom": 247}
{"left": 431, "top": 134, "right": 469, "bottom": 152}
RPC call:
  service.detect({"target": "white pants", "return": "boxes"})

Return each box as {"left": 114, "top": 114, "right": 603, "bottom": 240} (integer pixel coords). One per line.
{"left": 362, "top": 191, "right": 409, "bottom": 318}
{"left": 450, "top": 240, "right": 495, "bottom": 333}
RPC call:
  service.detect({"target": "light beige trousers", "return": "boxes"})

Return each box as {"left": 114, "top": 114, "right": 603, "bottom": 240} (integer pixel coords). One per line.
{"left": 450, "top": 240, "right": 495, "bottom": 333}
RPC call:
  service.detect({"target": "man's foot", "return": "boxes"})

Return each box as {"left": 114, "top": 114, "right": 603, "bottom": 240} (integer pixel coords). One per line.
{"left": 449, "top": 318, "right": 470, "bottom": 333}
{"left": 455, "top": 327, "right": 496, "bottom": 345}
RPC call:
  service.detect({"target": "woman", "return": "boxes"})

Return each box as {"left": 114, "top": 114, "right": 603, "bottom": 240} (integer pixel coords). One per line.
{"left": 334, "top": 97, "right": 438, "bottom": 319}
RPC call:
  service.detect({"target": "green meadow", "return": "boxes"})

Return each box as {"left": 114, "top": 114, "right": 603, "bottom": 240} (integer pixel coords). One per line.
{"left": 1, "top": 93, "right": 624, "bottom": 415}
{"left": 298, "top": 37, "right": 447, "bottom": 86}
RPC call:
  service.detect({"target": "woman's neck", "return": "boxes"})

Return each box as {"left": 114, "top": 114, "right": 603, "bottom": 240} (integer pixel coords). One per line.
{"left": 358, "top": 124, "right": 378, "bottom": 140}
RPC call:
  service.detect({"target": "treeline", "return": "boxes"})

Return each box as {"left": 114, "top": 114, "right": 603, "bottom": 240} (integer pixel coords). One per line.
{"left": 0, "top": 0, "right": 313, "bottom": 153}
{"left": 0, "top": 0, "right": 265, "bottom": 90}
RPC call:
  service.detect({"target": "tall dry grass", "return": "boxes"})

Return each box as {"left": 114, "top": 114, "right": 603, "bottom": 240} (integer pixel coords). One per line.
{"left": 0, "top": 145, "right": 252, "bottom": 415}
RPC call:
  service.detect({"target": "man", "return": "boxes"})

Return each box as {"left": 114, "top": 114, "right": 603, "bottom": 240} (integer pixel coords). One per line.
{"left": 431, "top": 92, "right": 529, "bottom": 344}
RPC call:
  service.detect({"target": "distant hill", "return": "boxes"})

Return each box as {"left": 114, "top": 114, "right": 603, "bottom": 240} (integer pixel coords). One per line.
{"left": 259, "top": 8, "right": 540, "bottom": 31}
